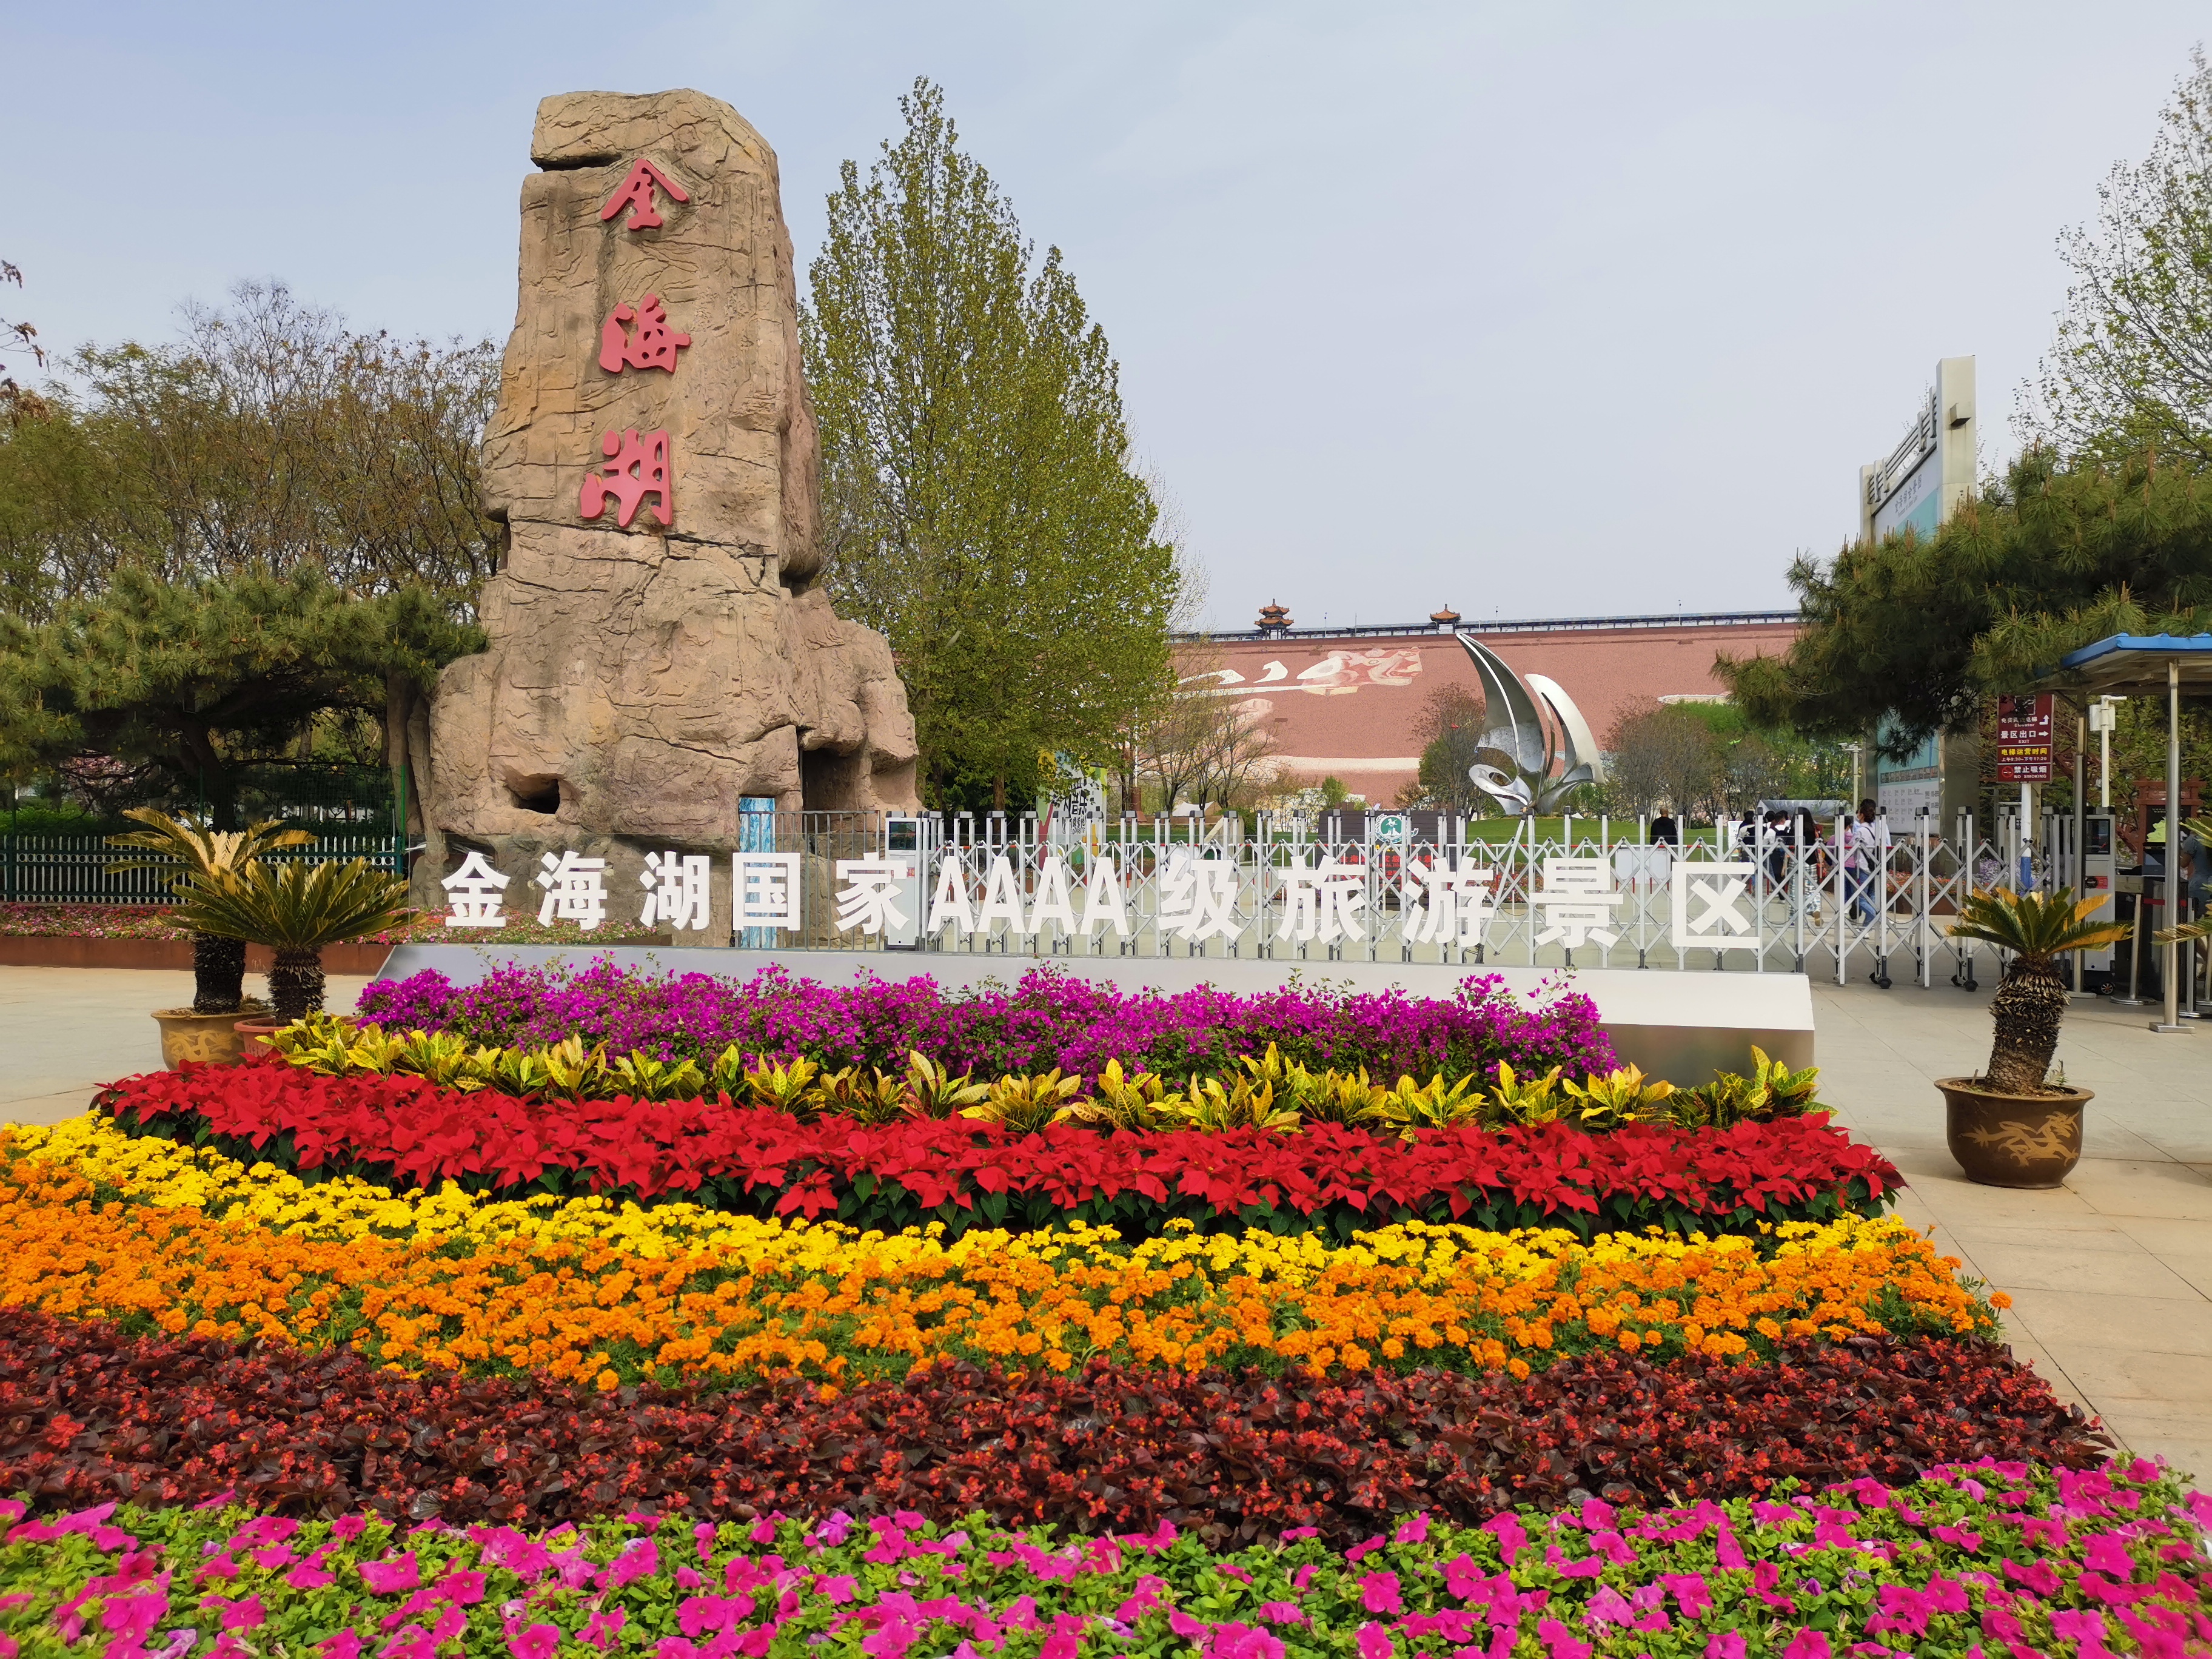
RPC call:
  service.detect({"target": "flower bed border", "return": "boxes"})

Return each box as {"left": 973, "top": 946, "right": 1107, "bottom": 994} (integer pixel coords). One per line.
{"left": 0, "top": 937, "right": 393, "bottom": 973}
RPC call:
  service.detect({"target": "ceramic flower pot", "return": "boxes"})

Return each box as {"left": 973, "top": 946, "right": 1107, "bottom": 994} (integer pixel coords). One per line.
{"left": 1937, "top": 1077, "right": 2094, "bottom": 1190}
{"left": 232, "top": 1018, "right": 287, "bottom": 1057}
{"left": 153, "top": 1008, "right": 252, "bottom": 1068}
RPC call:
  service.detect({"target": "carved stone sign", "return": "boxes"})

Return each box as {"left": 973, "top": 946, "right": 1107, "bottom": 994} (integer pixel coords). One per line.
{"left": 422, "top": 89, "right": 919, "bottom": 925}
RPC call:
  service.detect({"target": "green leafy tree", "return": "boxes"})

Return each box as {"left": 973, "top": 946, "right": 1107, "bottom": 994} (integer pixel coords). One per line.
{"left": 803, "top": 79, "right": 1182, "bottom": 809}
{"left": 0, "top": 566, "right": 479, "bottom": 828}
{"left": 1413, "top": 683, "right": 1489, "bottom": 813}
{"left": 0, "top": 284, "right": 498, "bottom": 827}
{"left": 2023, "top": 50, "right": 2212, "bottom": 467}
{"left": 1720, "top": 449, "right": 2212, "bottom": 755}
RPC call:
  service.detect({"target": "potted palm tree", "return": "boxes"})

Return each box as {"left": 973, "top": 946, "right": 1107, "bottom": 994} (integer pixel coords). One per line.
{"left": 1940, "top": 885, "right": 2133, "bottom": 1188}
{"left": 170, "top": 857, "right": 412, "bottom": 1038}
{"left": 106, "top": 809, "right": 316, "bottom": 1067}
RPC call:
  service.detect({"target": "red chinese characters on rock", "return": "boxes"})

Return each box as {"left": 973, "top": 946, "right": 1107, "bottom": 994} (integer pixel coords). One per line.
{"left": 598, "top": 158, "right": 690, "bottom": 232}
{"left": 579, "top": 429, "right": 673, "bottom": 529}
{"left": 599, "top": 295, "right": 691, "bottom": 375}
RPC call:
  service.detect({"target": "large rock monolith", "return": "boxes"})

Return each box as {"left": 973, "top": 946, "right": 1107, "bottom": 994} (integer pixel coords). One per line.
{"left": 421, "top": 89, "right": 917, "bottom": 926}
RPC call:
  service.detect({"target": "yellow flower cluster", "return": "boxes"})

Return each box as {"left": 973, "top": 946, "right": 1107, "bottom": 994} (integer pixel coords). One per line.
{"left": 0, "top": 1119, "right": 1999, "bottom": 1393}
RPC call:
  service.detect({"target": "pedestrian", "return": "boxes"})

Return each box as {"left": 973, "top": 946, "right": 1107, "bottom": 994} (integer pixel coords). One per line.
{"left": 1848, "top": 797, "right": 1889, "bottom": 925}
{"left": 1795, "top": 807, "right": 1827, "bottom": 920}
{"left": 1650, "top": 809, "right": 1678, "bottom": 847}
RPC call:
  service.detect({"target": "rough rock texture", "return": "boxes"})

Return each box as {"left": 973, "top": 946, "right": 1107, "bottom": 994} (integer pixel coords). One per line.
{"left": 424, "top": 89, "right": 917, "bottom": 917}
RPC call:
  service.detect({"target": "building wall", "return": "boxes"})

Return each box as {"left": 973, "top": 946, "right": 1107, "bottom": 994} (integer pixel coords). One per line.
{"left": 1182, "top": 613, "right": 1803, "bottom": 805}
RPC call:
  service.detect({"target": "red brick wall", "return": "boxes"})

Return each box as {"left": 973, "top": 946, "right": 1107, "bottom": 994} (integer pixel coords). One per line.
{"left": 1185, "top": 619, "right": 1801, "bottom": 805}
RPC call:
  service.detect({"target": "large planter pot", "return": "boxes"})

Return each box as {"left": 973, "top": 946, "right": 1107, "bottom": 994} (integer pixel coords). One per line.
{"left": 232, "top": 1019, "right": 287, "bottom": 1057}
{"left": 153, "top": 1008, "right": 251, "bottom": 1069}
{"left": 1937, "top": 1076, "right": 2094, "bottom": 1189}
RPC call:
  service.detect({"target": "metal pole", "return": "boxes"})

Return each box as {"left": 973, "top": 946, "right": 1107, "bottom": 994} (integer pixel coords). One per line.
{"left": 2154, "top": 657, "right": 2187, "bottom": 1033}
{"left": 1917, "top": 810, "right": 1932, "bottom": 988}
{"left": 2073, "top": 710, "right": 2088, "bottom": 993}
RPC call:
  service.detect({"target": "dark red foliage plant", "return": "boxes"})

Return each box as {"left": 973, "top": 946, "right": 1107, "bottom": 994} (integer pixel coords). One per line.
{"left": 99, "top": 1062, "right": 1900, "bottom": 1241}
{"left": 0, "top": 1309, "right": 2106, "bottom": 1544}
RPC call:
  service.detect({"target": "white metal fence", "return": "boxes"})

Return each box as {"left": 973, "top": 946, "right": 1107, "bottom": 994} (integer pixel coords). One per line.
{"left": 773, "top": 808, "right": 2163, "bottom": 992}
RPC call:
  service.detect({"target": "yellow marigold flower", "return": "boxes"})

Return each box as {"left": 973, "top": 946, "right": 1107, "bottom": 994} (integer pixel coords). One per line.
{"left": 0, "top": 1121, "right": 2001, "bottom": 1391}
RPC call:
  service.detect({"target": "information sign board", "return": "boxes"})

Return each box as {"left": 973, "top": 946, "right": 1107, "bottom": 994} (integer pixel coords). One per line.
{"left": 1996, "top": 692, "right": 2054, "bottom": 783}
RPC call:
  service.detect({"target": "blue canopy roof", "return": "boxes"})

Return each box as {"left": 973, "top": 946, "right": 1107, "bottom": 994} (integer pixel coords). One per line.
{"left": 2051, "top": 632, "right": 2212, "bottom": 694}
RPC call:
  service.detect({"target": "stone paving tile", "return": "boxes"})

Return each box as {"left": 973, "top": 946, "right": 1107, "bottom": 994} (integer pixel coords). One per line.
{"left": 2065, "top": 1159, "right": 2212, "bottom": 1221}
{"left": 1959, "top": 1241, "right": 2202, "bottom": 1300}
{"left": 1, "top": 1091, "right": 94, "bottom": 1127}
{"left": 2060, "top": 1346, "right": 2212, "bottom": 1406}
{"left": 1812, "top": 978, "right": 2211, "bottom": 1485}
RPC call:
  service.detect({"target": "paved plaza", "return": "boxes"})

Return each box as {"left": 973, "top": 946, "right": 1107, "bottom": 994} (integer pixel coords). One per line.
{"left": 4, "top": 961, "right": 2207, "bottom": 1485}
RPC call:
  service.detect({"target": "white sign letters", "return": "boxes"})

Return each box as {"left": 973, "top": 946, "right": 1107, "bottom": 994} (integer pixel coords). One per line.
{"left": 1533, "top": 857, "right": 1621, "bottom": 949}
{"left": 1671, "top": 860, "right": 1759, "bottom": 953}
{"left": 535, "top": 850, "right": 609, "bottom": 931}
{"left": 639, "top": 850, "right": 712, "bottom": 931}
{"left": 440, "top": 850, "right": 511, "bottom": 928}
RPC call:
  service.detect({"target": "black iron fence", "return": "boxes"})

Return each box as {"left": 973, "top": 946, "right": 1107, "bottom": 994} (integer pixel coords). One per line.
{"left": 2, "top": 835, "right": 407, "bottom": 907}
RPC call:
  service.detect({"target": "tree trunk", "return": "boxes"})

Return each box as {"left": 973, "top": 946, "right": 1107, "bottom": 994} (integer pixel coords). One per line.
{"left": 1984, "top": 955, "right": 2068, "bottom": 1093}
{"left": 190, "top": 933, "right": 247, "bottom": 1014}
{"left": 267, "top": 947, "right": 327, "bottom": 1025}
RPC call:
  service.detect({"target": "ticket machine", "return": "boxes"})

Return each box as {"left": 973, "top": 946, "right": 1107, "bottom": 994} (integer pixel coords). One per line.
{"left": 2079, "top": 813, "right": 2118, "bottom": 991}
{"left": 881, "top": 814, "right": 933, "bottom": 949}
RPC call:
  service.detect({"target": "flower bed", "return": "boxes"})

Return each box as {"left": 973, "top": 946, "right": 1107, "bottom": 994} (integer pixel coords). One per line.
{"left": 98, "top": 1063, "right": 1899, "bottom": 1239}
{"left": 0, "top": 1305, "right": 2107, "bottom": 1536}
{"left": 2, "top": 1122, "right": 1968, "bottom": 1389}
{"left": 355, "top": 961, "right": 1618, "bottom": 1086}
{"left": 3, "top": 1456, "right": 2201, "bottom": 1659}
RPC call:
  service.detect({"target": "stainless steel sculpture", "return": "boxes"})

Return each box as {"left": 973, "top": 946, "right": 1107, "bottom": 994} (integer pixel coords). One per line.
{"left": 1453, "top": 632, "right": 1605, "bottom": 814}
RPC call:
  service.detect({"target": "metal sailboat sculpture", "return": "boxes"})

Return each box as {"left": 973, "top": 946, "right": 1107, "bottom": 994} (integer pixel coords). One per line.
{"left": 1453, "top": 632, "right": 1605, "bottom": 814}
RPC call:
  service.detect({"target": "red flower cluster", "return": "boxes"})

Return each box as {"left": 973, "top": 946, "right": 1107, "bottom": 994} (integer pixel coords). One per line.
{"left": 101, "top": 1062, "right": 1900, "bottom": 1238}
{"left": 0, "top": 1310, "right": 2104, "bottom": 1542}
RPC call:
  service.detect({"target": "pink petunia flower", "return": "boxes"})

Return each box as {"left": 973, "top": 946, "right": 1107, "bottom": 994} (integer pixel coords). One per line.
{"left": 360, "top": 1553, "right": 420, "bottom": 1594}
{"left": 1360, "top": 1572, "right": 1403, "bottom": 1616}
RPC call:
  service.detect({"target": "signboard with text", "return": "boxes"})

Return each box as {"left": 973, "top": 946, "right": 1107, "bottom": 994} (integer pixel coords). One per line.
{"left": 1995, "top": 692, "right": 2054, "bottom": 783}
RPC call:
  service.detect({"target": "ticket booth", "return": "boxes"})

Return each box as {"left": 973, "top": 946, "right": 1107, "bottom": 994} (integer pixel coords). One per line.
{"left": 2045, "top": 633, "right": 2212, "bottom": 1031}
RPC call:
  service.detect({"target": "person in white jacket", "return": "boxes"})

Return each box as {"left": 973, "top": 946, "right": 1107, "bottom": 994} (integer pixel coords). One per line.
{"left": 1845, "top": 799, "right": 1890, "bottom": 924}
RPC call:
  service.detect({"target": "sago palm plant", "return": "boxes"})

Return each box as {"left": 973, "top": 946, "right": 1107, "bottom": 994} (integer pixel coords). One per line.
{"left": 105, "top": 809, "right": 315, "bottom": 1013}
{"left": 170, "top": 858, "right": 411, "bottom": 1023}
{"left": 1948, "top": 886, "right": 2132, "bottom": 1093}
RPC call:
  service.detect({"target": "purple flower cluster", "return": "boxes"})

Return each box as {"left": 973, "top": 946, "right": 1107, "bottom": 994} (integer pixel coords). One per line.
{"left": 355, "top": 961, "right": 1615, "bottom": 1085}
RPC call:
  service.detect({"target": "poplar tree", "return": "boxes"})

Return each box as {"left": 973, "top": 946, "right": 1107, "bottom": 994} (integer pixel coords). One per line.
{"left": 2024, "top": 49, "right": 2212, "bottom": 466}
{"left": 803, "top": 79, "right": 1181, "bottom": 810}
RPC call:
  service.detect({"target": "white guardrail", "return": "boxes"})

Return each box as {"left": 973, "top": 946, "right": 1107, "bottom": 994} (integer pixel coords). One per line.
{"left": 481, "top": 808, "right": 2095, "bottom": 990}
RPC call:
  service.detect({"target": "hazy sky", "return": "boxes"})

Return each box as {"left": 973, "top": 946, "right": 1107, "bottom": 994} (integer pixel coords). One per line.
{"left": 7, "top": 2, "right": 2205, "bottom": 631}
